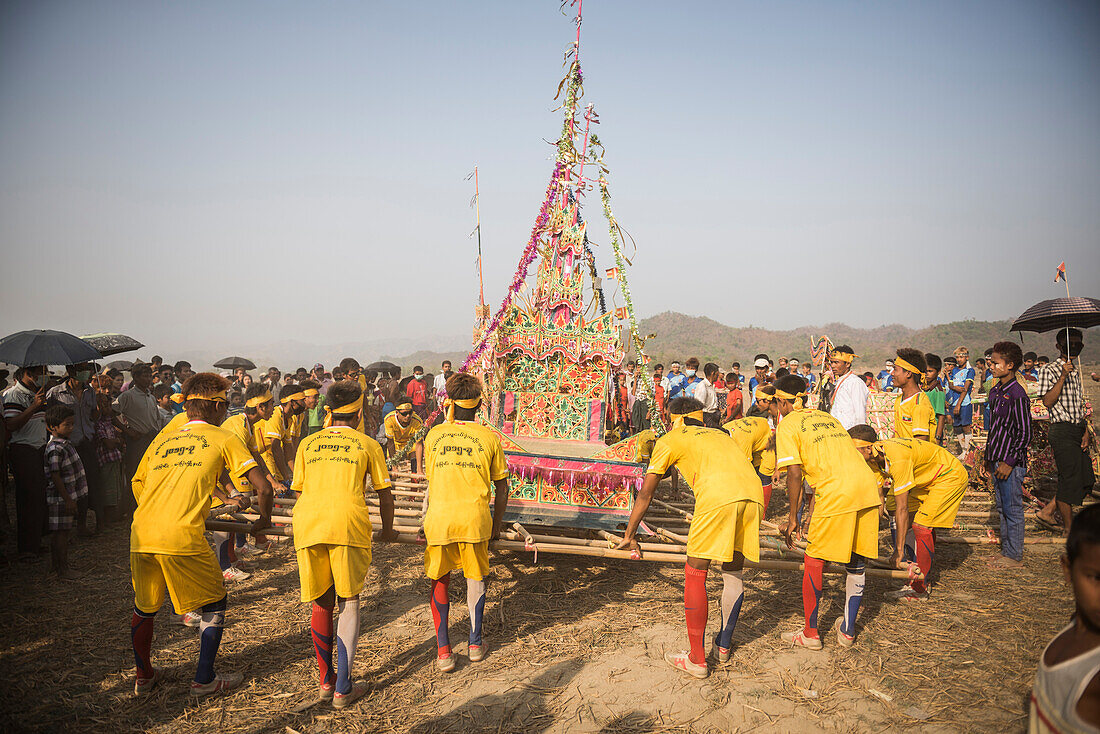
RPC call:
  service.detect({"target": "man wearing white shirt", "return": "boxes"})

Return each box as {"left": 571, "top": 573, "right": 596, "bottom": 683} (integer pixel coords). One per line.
{"left": 433, "top": 360, "right": 453, "bottom": 403}
{"left": 828, "top": 345, "right": 868, "bottom": 430}
{"left": 692, "top": 362, "right": 721, "bottom": 427}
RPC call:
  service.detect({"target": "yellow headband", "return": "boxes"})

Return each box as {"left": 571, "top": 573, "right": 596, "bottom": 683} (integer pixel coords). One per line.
{"left": 774, "top": 388, "right": 806, "bottom": 409}
{"left": 852, "top": 438, "right": 885, "bottom": 459}
{"left": 170, "top": 393, "right": 185, "bottom": 404}
{"left": 395, "top": 401, "right": 413, "bottom": 411}
{"left": 326, "top": 396, "right": 363, "bottom": 418}
{"left": 894, "top": 357, "right": 921, "bottom": 376}
{"left": 851, "top": 439, "right": 874, "bottom": 448}
{"left": 444, "top": 396, "right": 481, "bottom": 423}
{"left": 671, "top": 410, "right": 705, "bottom": 429}
{"left": 184, "top": 391, "right": 227, "bottom": 404}
{"left": 280, "top": 392, "right": 302, "bottom": 405}
{"left": 245, "top": 392, "right": 273, "bottom": 408}
{"left": 754, "top": 388, "right": 773, "bottom": 401}
{"left": 303, "top": 388, "right": 320, "bottom": 397}
{"left": 832, "top": 351, "right": 856, "bottom": 363}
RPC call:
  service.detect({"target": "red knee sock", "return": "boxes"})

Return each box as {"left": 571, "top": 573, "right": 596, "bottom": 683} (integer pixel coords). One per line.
{"left": 684, "top": 564, "right": 708, "bottom": 666}
{"left": 761, "top": 483, "right": 773, "bottom": 514}
{"left": 802, "top": 556, "right": 824, "bottom": 638}
{"left": 311, "top": 600, "right": 335, "bottom": 687}
{"left": 130, "top": 609, "right": 155, "bottom": 679}
{"left": 431, "top": 575, "right": 452, "bottom": 657}
{"left": 912, "top": 525, "right": 934, "bottom": 594}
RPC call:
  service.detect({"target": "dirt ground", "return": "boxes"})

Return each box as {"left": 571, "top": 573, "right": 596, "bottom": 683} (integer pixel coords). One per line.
{"left": 0, "top": 472, "right": 1076, "bottom": 734}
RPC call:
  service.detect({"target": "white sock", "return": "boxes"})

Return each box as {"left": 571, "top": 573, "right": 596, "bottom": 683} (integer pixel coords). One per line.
{"left": 335, "top": 598, "right": 360, "bottom": 695}
{"left": 716, "top": 571, "right": 744, "bottom": 650}
{"left": 467, "top": 578, "right": 486, "bottom": 646}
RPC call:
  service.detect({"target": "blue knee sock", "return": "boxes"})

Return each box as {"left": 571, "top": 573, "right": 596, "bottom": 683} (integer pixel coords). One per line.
{"left": 195, "top": 596, "right": 227, "bottom": 685}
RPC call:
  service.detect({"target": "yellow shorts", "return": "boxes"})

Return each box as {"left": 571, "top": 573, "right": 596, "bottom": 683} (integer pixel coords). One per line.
{"left": 131, "top": 550, "right": 226, "bottom": 615}
{"left": 686, "top": 500, "right": 761, "bottom": 564}
{"left": 885, "top": 491, "right": 920, "bottom": 513}
{"left": 296, "top": 543, "right": 372, "bottom": 602}
{"left": 912, "top": 468, "right": 968, "bottom": 528}
{"left": 806, "top": 506, "right": 879, "bottom": 564}
{"left": 424, "top": 541, "right": 490, "bottom": 581}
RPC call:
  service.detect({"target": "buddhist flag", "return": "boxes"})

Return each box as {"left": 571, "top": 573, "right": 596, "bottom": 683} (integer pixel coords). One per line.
{"left": 614, "top": 307, "right": 628, "bottom": 320}
{"left": 1054, "top": 261, "right": 1066, "bottom": 283}
{"left": 605, "top": 267, "right": 620, "bottom": 280}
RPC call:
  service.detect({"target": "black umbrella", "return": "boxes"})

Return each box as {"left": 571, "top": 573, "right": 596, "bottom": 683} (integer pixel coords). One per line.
{"left": 1010, "top": 296, "right": 1100, "bottom": 333}
{"left": 366, "top": 361, "right": 400, "bottom": 377}
{"left": 213, "top": 356, "right": 256, "bottom": 370}
{"left": 0, "top": 329, "right": 103, "bottom": 367}
{"left": 106, "top": 359, "right": 134, "bottom": 371}
{"left": 81, "top": 332, "right": 144, "bottom": 357}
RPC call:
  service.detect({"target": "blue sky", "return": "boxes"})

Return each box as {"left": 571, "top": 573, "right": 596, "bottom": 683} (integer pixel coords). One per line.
{"left": 1, "top": 0, "right": 1097, "bottom": 353}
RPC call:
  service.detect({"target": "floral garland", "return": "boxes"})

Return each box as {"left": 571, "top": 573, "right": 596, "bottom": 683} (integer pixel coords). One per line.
{"left": 386, "top": 162, "right": 566, "bottom": 469}
{"left": 596, "top": 170, "right": 666, "bottom": 437}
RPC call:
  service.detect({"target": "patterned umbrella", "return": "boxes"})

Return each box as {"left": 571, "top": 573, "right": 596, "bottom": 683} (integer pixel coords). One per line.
{"left": 0, "top": 329, "right": 103, "bottom": 367}
{"left": 1010, "top": 296, "right": 1100, "bottom": 333}
{"left": 80, "top": 332, "right": 144, "bottom": 357}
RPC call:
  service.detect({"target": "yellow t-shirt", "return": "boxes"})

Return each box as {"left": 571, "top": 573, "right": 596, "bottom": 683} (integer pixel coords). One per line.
{"left": 775, "top": 409, "right": 880, "bottom": 517}
{"left": 647, "top": 424, "right": 763, "bottom": 511}
{"left": 385, "top": 411, "right": 423, "bottom": 452}
{"left": 423, "top": 421, "right": 509, "bottom": 545}
{"left": 220, "top": 413, "right": 258, "bottom": 492}
{"left": 877, "top": 437, "right": 964, "bottom": 495}
{"left": 723, "top": 416, "right": 776, "bottom": 476}
{"left": 290, "top": 426, "right": 392, "bottom": 550}
{"left": 130, "top": 420, "right": 257, "bottom": 555}
{"left": 156, "top": 411, "right": 189, "bottom": 437}
{"left": 894, "top": 391, "right": 936, "bottom": 440}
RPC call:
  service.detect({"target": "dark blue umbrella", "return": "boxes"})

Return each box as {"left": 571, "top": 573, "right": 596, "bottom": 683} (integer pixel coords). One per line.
{"left": 80, "top": 332, "right": 144, "bottom": 357}
{"left": 0, "top": 329, "right": 103, "bottom": 367}
{"left": 1011, "top": 296, "right": 1100, "bottom": 333}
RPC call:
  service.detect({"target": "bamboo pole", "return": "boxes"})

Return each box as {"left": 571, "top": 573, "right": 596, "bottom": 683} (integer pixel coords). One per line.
{"left": 938, "top": 535, "right": 1064, "bottom": 545}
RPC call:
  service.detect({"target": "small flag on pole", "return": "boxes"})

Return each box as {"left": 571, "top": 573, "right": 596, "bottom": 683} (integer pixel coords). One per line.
{"left": 1054, "top": 261, "right": 1066, "bottom": 283}
{"left": 614, "top": 307, "right": 628, "bottom": 320}
{"left": 605, "top": 267, "right": 620, "bottom": 280}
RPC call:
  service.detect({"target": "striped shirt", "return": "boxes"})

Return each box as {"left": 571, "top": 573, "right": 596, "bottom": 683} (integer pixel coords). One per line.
{"left": 985, "top": 378, "right": 1032, "bottom": 468}
{"left": 2, "top": 381, "right": 48, "bottom": 448}
{"left": 1036, "top": 359, "right": 1084, "bottom": 424}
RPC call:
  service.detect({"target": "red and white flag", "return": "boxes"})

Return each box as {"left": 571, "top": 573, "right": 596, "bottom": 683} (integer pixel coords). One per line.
{"left": 1054, "top": 261, "right": 1066, "bottom": 283}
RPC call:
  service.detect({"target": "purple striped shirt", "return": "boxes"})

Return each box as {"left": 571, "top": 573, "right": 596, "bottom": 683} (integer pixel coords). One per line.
{"left": 985, "top": 378, "right": 1032, "bottom": 467}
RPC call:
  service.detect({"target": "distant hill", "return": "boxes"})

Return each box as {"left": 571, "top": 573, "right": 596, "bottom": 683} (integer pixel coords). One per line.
{"left": 635, "top": 312, "right": 1100, "bottom": 370}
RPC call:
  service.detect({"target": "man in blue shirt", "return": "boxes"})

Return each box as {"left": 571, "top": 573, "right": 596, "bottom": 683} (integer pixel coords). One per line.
{"left": 877, "top": 360, "right": 895, "bottom": 392}
{"left": 748, "top": 357, "right": 770, "bottom": 407}
{"left": 664, "top": 361, "right": 688, "bottom": 403}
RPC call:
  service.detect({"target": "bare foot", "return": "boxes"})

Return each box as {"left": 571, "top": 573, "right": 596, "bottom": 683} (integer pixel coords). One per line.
{"left": 988, "top": 555, "right": 1024, "bottom": 570}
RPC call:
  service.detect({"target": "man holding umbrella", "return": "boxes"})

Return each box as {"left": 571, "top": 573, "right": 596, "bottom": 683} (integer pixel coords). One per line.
{"left": 1035, "top": 328, "right": 1095, "bottom": 535}
{"left": 3, "top": 366, "right": 50, "bottom": 560}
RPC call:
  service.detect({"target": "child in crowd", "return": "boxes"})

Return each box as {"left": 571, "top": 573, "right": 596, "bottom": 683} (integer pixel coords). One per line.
{"left": 93, "top": 394, "right": 123, "bottom": 525}
{"left": 985, "top": 341, "right": 1032, "bottom": 569}
{"left": 1029, "top": 503, "right": 1100, "bottom": 732}
{"left": 152, "top": 384, "right": 174, "bottom": 425}
{"left": 891, "top": 349, "right": 936, "bottom": 441}
{"left": 422, "top": 373, "right": 510, "bottom": 672}
{"left": 44, "top": 405, "right": 88, "bottom": 579}
{"left": 945, "top": 348, "right": 976, "bottom": 458}
{"left": 292, "top": 380, "right": 397, "bottom": 707}
{"left": 407, "top": 365, "right": 428, "bottom": 420}
{"left": 723, "top": 372, "right": 743, "bottom": 422}
{"left": 618, "top": 397, "right": 763, "bottom": 678}
{"left": 922, "top": 354, "right": 947, "bottom": 445}
{"left": 1022, "top": 352, "right": 1039, "bottom": 381}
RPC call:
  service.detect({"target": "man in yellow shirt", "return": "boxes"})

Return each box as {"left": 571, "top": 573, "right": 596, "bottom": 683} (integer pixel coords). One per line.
{"left": 291, "top": 381, "right": 397, "bottom": 708}
{"left": 618, "top": 397, "right": 764, "bottom": 679}
{"left": 723, "top": 413, "right": 776, "bottom": 515}
{"left": 849, "top": 425, "right": 967, "bottom": 602}
{"left": 384, "top": 399, "right": 424, "bottom": 473}
{"left": 774, "top": 375, "right": 880, "bottom": 650}
{"left": 423, "top": 373, "right": 510, "bottom": 672}
{"left": 891, "top": 349, "right": 936, "bottom": 441}
{"left": 259, "top": 384, "right": 305, "bottom": 490}
{"left": 129, "top": 373, "right": 273, "bottom": 697}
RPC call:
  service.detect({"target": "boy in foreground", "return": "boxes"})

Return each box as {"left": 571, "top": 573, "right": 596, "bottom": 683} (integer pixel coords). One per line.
{"left": 129, "top": 373, "right": 273, "bottom": 696}
{"left": 922, "top": 354, "right": 947, "bottom": 445}
{"left": 618, "top": 397, "right": 764, "bottom": 678}
{"left": 292, "top": 380, "right": 398, "bottom": 707}
{"left": 1030, "top": 503, "right": 1100, "bottom": 732}
{"left": 891, "top": 349, "right": 936, "bottom": 441}
{"left": 774, "top": 375, "right": 880, "bottom": 649}
{"left": 44, "top": 405, "right": 88, "bottom": 579}
{"left": 849, "top": 425, "right": 967, "bottom": 600}
{"left": 384, "top": 399, "right": 424, "bottom": 472}
{"left": 423, "top": 374, "right": 510, "bottom": 672}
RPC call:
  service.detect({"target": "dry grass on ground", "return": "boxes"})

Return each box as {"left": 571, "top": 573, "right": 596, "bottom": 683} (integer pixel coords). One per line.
{"left": 0, "top": 471, "right": 1075, "bottom": 734}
